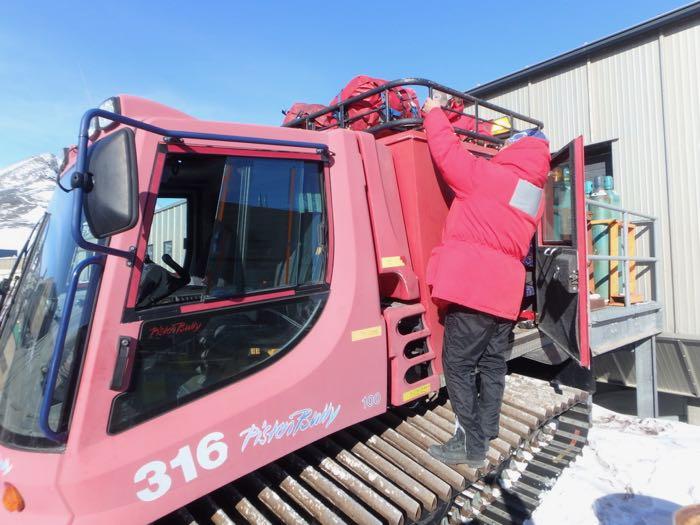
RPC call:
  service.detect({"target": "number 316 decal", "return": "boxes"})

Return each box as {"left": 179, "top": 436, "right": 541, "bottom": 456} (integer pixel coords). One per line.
{"left": 134, "top": 432, "right": 228, "bottom": 502}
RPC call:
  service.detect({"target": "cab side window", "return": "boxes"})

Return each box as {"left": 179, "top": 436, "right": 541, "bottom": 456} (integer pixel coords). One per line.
{"left": 135, "top": 156, "right": 326, "bottom": 308}
{"left": 111, "top": 154, "right": 328, "bottom": 433}
{"left": 206, "top": 157, "right": 326, "bottom": 297}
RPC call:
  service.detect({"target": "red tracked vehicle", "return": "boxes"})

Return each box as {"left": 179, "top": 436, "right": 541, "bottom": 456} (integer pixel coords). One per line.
{"left": 0, "top": 79, "right": 661, "bottom": 524}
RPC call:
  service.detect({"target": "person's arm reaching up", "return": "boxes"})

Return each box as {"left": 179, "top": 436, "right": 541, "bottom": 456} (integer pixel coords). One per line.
{"left": 423, "top": 103, "right": 484, "bottom": 196}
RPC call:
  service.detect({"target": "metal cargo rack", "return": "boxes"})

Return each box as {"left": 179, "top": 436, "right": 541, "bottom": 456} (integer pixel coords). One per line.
{"left": 282, "top": 78, "right": 544, "bottom": 146}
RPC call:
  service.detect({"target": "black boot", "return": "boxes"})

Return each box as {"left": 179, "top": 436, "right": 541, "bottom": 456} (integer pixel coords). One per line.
{"left": 428, "top": 428, "right": 486, "bottom": 467}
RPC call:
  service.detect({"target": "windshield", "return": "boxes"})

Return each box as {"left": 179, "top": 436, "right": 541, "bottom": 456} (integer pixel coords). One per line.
{"left": 0, "top": 186, "right": 102, "bottom": 450}
{"left": 0, "top": 221, "right": 41, "bottom": 323}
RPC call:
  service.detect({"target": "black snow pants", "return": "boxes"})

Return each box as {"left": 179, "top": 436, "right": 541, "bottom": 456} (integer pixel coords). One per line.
{"left": 442, "top": 304, "right": 515, "bottom": 456}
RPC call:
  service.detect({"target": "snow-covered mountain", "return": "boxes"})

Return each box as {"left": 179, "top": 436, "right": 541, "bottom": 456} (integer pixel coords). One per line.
{"left": 0, "top": 154, "right": 57, "bottom": 250}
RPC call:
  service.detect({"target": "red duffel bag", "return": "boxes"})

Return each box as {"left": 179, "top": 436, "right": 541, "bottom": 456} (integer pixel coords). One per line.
{"left": 282, "top": 102, "right": 337, "bottom": 129}
{"left": 331, "top": 75, "right": 420, "bottom": 131}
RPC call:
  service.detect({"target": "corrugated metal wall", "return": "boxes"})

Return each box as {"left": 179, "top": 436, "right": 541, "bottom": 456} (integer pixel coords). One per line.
{"left": 149, "top": 201, "right": 187, "bottom": 267}
{"left": 476, "top": 18, "right": 700, "bottom": 336}
{"left": 479, "top": 86, "right": 532, "bottom": 132}
{"left": 588, "top": 37, "right": 671, "bottom": 322}
{"left": 659, "top": 19, "right": 700, "bottom": 335}
{"left": 531, "top": 64, "right": 591, "bottom": 152}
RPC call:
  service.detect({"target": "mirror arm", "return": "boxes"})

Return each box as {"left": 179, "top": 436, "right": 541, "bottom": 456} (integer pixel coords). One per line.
{"left": 70, "top": 188, "right": 134, "bottom": 261}
{"left": 69, "top": 108, "right": 134, "bottom": 261}
{"left": 70, "top": 171, "right": 94, "bottom": 193}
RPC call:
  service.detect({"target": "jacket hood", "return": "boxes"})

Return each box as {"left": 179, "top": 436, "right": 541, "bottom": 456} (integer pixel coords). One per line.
{"left": 492, "top": 137, "right": 551, "bottom": 187}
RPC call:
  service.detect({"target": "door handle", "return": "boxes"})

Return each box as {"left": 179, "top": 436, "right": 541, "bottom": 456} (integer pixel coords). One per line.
{"left": 111, "top": 336, "right": 137, "bottom": 392}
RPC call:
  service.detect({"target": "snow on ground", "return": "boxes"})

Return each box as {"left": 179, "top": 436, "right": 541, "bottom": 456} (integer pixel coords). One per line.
{"left": 526, "top": 404, "right": 700, "bottom": 525}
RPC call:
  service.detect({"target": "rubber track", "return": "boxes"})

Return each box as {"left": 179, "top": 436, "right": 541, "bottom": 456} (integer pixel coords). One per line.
{"left": 447, "top": 403, "right": 590, "bottom": 524}
{"left": 155, "top": 375, "right": 591, "bottom": 525}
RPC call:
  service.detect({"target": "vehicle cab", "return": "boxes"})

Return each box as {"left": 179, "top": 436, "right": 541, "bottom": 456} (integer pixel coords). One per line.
{"left": 0, "top": 94, "right": 394, "bottom": 523}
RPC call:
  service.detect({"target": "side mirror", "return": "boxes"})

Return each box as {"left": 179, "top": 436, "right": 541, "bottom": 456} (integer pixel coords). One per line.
{"left": 0, "top": 278, "right": 8, "bottom": 297}
{"left": 83, "top": 128, "right": 139, "bottom": 239}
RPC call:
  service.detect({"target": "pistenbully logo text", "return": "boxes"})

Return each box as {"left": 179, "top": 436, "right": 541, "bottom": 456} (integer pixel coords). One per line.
{"left": 239, "top": 403, "right": 341, "bottom": 452}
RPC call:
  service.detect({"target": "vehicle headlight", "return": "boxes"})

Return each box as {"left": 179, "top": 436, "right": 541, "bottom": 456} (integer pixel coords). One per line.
{"left": 88, "top": 96, "right": 121, "bottom": 139}
{"left": 97, "top": 97, "right": 121, "bottom": 130}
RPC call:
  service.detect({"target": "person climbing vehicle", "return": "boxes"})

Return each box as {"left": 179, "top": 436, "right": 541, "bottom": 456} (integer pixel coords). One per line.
{"left": 422, "top": 96, "right": 551, "bottom": 467}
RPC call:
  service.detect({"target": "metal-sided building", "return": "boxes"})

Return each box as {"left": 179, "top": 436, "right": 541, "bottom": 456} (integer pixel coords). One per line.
{"left": 468, "top": 3, "right": 700, "bottom": 420}
{"left": 148, "top": 199, "right": 188, "bottom": 268}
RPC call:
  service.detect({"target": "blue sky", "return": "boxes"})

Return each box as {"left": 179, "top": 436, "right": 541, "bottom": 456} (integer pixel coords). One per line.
{"left": 0, "top": 0, "right": 688, "bottom": 167}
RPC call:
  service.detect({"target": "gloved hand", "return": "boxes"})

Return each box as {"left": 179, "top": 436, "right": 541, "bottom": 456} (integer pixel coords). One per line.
{"left": 422, "top": 97, "right": 442, "bottom": 113}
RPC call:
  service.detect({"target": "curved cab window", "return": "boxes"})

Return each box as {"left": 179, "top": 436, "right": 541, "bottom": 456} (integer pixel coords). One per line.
{"left": 110, "top": 294, "right": 326, "bottom": 432}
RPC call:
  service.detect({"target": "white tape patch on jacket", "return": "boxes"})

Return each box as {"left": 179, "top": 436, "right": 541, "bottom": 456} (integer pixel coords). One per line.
{"left": 509, "top": 179, "right": 543, "bottom": 218}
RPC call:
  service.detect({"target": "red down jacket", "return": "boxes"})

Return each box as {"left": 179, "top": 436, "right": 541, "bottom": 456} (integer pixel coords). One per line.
{"left": 424, "top": 108, "right": 551, "bottom": 320}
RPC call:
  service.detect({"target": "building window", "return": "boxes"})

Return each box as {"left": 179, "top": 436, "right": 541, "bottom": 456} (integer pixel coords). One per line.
{"left": 584, "top": 141, "right": 614, "bottom": 185}
{"left": 162, "top": 241, "right": 173, "bottom": 258}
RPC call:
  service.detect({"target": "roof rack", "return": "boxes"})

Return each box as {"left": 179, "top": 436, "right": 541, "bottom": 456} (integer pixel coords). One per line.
{"left": 282, "top": 78, "right": 544, "bottom": 146}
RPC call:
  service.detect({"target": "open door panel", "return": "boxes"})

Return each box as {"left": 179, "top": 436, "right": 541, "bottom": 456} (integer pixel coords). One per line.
{"left": 536, "top": 136, "right": 590, "bottom": 367}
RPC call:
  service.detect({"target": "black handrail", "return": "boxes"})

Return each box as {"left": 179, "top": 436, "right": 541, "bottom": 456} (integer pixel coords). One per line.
{"left": 39, "top": 254, "right": 105, "bottom": 443}
{"left": 282, "top": 78, "right": 544, "bottom": 145}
